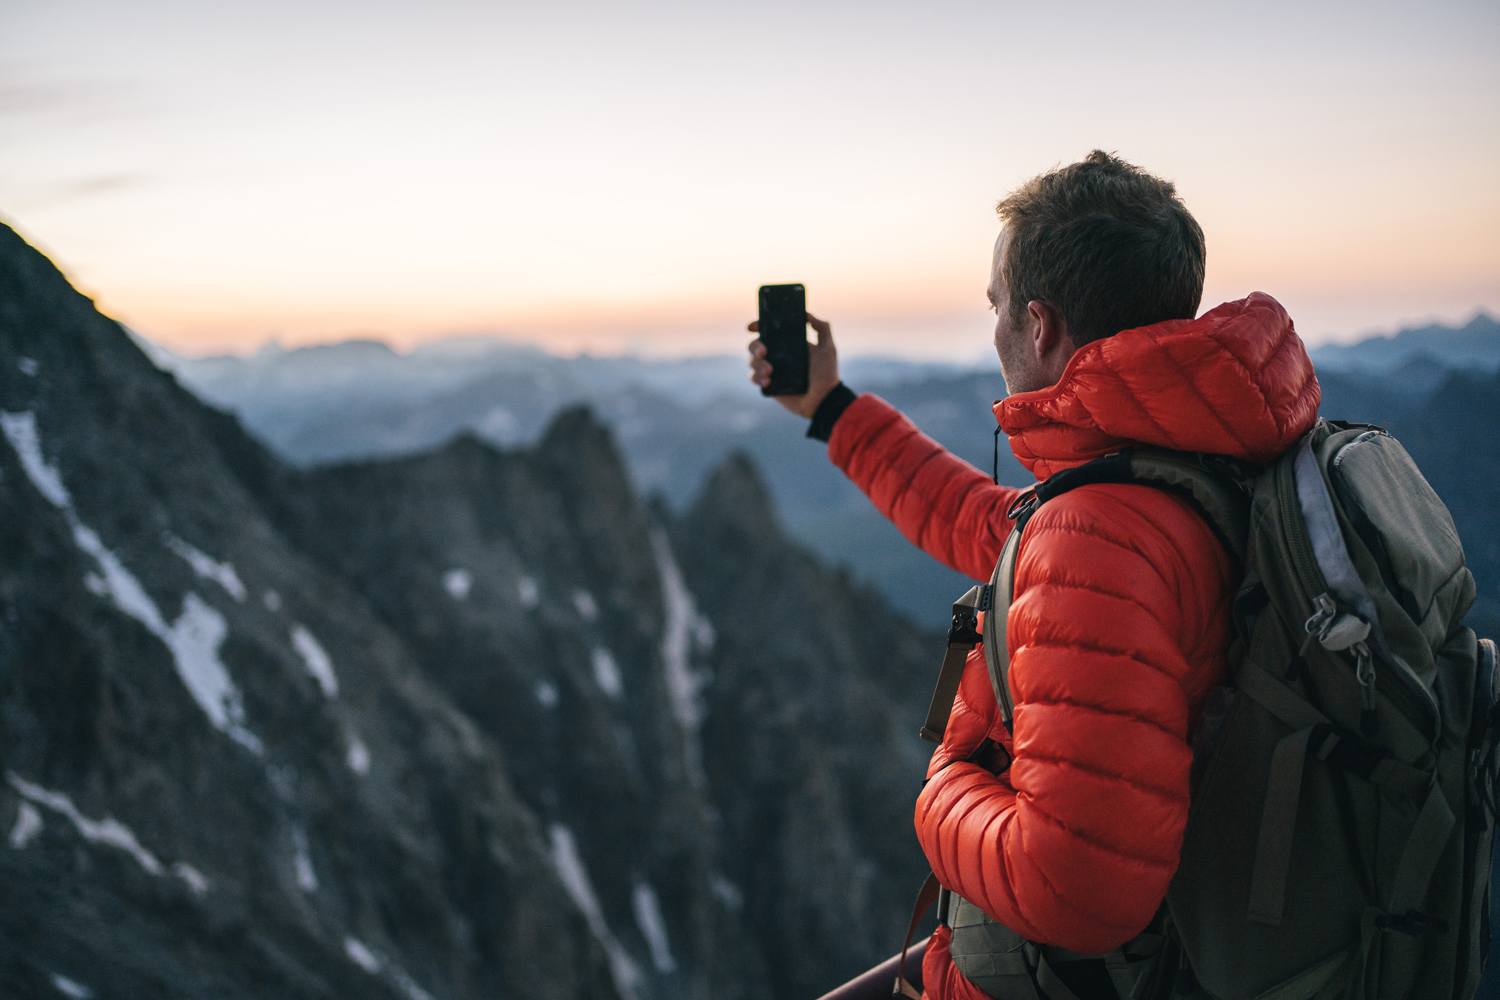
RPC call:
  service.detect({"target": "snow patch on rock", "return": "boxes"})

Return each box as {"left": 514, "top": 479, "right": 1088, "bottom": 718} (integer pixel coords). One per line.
{"left": 341, "top": 935, "right": 432, "bottom": 999}
{"left": 632, "top": 880, "right": 677, "bottom": 974}
{"left": 391, "top": 965, "right": 436, "bottom": 1000}
{"left": 442, "top": 568, "right": 472, "bottom": 600}
{"left": 592, "top": 647, "right": 623, "bottom": 699}
{"left": 8, "top": 801, "right": 42, "bottom": 848}
{"left": 291, "top": 624, "right": 338, "bottom": 697}
{"left": 650, "top": 528, "right": 712, "bottom": 787}
{"left": 710, "top": 873, "right": 744, "bottom": 912}
{"left": 18, "top": 357, "right": 38, "bottom": 377}
{"left": 3, "top": 411, "right": 262, "bottom": 754}
{"left": 347, "top": 735, "right": 371, "bottom": 775}
{"left": 77, "top": 524, "right": 258, "bottom": 754}
{"left": 292, "top": 826, "right": 318, "bottom": 892}
{"left": 549, "top": 824, "right": 643, "bottom": 1000}
{"left": 517, "top": 576, "right": 539, "bottom": 608}
{"left": 165, "top": 593, "right": 261, "bottom": 753}
{"left": 172, "top": 861, "right": 209, "bottom": 895}
{"left": 8, "top": 772, "right": 160, "bottom": 874}
{"left": 48, "top": 974, "right": 92, "bottom": 998}
{"left": 7, "top": 772, "right": 208, "bottom": 895}
{"left": 263, "top": 589, "right": 282, "bottom": 612}
{"left": 535, "top": 680, "right": 559, "bottom": 708}
{"left": 572, "top": 588, "right": 599, "bottom": 621}
{"left": 344, "top": 936, "right": 382, "bottom": 974}
{"left": 1, "top": 410, "right": 70, "bottom": 506}
{"left": 164, "top": 534, "right": 247, "bottom": 601}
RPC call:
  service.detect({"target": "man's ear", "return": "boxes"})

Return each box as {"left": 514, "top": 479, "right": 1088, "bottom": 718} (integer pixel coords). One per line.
{"left": 1026, "top": 300, "right": 1074, "bottom": 363}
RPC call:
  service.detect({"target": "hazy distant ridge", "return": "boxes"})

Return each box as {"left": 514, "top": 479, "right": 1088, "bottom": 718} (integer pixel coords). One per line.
{"left": 151, "top": 313, "right": 1500, "bottom": 624}
{"left": 1307, "top": 312, "right": 1500, "bottom": 372}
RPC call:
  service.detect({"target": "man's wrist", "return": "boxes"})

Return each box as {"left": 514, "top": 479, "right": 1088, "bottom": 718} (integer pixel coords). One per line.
{"left": 806, "top": 382, "right": 857, "bottom": 442}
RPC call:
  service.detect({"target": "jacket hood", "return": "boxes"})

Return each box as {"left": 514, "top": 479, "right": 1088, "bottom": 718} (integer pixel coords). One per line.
{"left": 996, "top": 292, "right": 1320, "bottom": 480}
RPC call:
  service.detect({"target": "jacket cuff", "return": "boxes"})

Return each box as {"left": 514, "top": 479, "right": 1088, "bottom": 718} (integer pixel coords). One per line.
{"left": 806, "top": 382, "right": 857, "bottom": 442}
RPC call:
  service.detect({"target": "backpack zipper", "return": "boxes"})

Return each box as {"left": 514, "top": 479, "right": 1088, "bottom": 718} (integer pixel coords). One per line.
{"left": 1353, "top": 642, "right": 1378, "bottom": 739}
{"left": 1277, "top": 456, "right": 1330, "bottom": 607}
{"left": 1279, "top": 447, "right": 1437, "bottom": 737}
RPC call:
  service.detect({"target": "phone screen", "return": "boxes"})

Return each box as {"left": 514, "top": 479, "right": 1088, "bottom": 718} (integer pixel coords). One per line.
{"left": 758, "top": 283, "right": 809, "bottom": 396}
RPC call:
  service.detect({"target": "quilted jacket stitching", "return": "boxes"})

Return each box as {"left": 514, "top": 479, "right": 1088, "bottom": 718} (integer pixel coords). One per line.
{"left": 1019, "top": 797, "right": 1183, "bottom": 870}
{"left": 1014, "top": 576, "right": 1178, "bottom": 643}
{"left": 1015, "top": 695, "right": 1184, "bottom": 740}
{"left": 1018, "top": 751, "right": 1186, "bottom": 801}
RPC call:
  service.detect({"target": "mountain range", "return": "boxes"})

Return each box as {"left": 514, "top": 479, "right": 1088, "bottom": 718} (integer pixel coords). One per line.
{"left": 153, "top": 309, "right": 1500, "bottom": 630}
{"left": 0, "top": 223, "right": 938, "bottom": 998}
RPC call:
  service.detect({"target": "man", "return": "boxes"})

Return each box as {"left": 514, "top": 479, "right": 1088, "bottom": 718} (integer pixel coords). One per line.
{"left": 748, "top": 151, "right": 1320, "bottom": 999}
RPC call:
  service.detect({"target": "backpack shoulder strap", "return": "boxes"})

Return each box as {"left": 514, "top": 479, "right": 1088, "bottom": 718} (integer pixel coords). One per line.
{"left": 1121, "top": 449, "right": 1251, "bottom": 565}
{"left": 980, "top": 449, "right": 1251, "bottom": 729}
{"left": 981, "top": 526, "right": 1022, "bottom": 729}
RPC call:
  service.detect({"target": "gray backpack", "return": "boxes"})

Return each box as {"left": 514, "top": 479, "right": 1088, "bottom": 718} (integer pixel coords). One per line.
{"left": 912, "top": 419, "right": 1499, "bottom": 1000}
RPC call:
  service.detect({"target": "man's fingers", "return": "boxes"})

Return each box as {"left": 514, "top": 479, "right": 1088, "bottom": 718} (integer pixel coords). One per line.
{"left": 807, "top": 312, "right": 832, "bottom": 347}
{"left": 748, "top": 347, "right": 772, "bottom": 386}
{"left": 747, "top": 335, "right": 770, "bottom": 386}
{"left": 747, "top": 320, "right": 760, "bottom": 333}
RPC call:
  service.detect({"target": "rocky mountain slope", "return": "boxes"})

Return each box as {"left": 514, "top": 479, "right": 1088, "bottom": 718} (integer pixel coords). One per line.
{"left": 0, "top": 222, "right": 939, "bottom": 997}
{"left": 0, "top": 226, "right": 622, "bottom": 999}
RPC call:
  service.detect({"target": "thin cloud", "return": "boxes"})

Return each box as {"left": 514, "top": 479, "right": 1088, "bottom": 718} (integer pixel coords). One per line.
{"left": 0, "top": 65, "right": 149, "bottom": 127}
{"left": 8, "top": 173, "right": 152, "bottom": 211}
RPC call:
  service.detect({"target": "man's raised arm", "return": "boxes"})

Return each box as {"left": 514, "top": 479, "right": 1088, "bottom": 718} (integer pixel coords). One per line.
{"left": 748, "top": 315, "right": 1022, "bottom": 583}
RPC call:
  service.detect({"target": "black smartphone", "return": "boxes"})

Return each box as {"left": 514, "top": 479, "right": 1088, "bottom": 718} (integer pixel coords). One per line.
{"left": 757, "top": 283, "right": 809, "bottom": 396}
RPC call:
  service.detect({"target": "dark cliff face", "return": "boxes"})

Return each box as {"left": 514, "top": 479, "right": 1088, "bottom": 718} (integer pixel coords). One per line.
{"left": 0, "top": 221, "right": 940, "bottom": 998}
{"left": 262, "top": 421, "right": 942, "bottom": 1000}
{"left": 0, "top": 223, "right": 615, "bottom": 999}
{"left": 261, "top": 415, "right": 768, "bottom": 1000}
{"left": 671, "top": 456, "right": 937, "bottom": 998}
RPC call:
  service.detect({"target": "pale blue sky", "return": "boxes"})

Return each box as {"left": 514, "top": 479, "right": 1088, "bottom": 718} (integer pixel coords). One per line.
{"left": 3, "top": 0, "right": 1497, "bottom": 357}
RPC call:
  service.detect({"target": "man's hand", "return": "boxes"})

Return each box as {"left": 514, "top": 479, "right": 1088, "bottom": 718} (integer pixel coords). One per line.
{"left": 747, "top": 312, "right": 841, "bottom": 420}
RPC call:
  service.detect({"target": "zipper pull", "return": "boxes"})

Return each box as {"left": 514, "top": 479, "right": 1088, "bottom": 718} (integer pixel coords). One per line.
{"left": 1354, "top": 642, "right": 1378, "bottom": 738}
{"left": 1318, "top": 613, "right": 1371, "bottom": 651}
{"left": 1304, "top": 593, "right": 1337, "bottom": 637}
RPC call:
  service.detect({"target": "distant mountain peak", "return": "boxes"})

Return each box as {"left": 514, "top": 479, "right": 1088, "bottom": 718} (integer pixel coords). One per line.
{"left": 689, "top": 451, "right": 781, "bottom": 542}
{"left": 1309, "top": 311, "right": 1500, "bottom": 373}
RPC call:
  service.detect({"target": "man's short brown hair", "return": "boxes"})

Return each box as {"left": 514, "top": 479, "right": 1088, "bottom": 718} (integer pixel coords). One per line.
{"left": 997, "top": 150, "right": 1206, "bottom": 347}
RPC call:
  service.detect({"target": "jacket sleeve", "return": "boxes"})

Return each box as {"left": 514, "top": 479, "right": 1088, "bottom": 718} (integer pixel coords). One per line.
{"left": 913, "top": 483, "right": 1235, "bottom": 954}
{"left": 827, "top": 393, "right": 1022, "bottom": 582}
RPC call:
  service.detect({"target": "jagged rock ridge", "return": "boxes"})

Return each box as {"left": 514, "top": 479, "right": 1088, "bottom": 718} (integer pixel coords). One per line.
{"left": 0, "top": 224, "right": 620, "bottom": 999}
{"left": 0, "top": 221, "right": 938, "bottom": 999}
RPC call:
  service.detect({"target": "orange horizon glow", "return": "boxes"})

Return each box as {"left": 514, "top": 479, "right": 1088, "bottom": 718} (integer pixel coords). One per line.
{"left": 5, "top": 0, "right": 1496, "bottom": 361}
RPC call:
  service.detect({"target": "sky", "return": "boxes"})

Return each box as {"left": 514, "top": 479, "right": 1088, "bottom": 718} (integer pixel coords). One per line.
{"left": 2, "top": 0, "right": 1497, "bottom": 360}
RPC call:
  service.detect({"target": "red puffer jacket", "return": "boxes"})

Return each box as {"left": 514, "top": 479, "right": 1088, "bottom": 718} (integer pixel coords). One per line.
{"left": 827, "top": 294, "right": 1320, "bottom": 999}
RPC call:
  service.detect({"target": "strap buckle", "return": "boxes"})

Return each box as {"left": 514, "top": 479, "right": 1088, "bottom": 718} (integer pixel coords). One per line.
{"left": 1005, "top": 489, "right": 1039, "bottom": 523}
{"left": 947, "top": 585, "right": 991, "bottom": 647}
{"left": 1374, "top": 909, "right": 1449, "bottom": 936}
